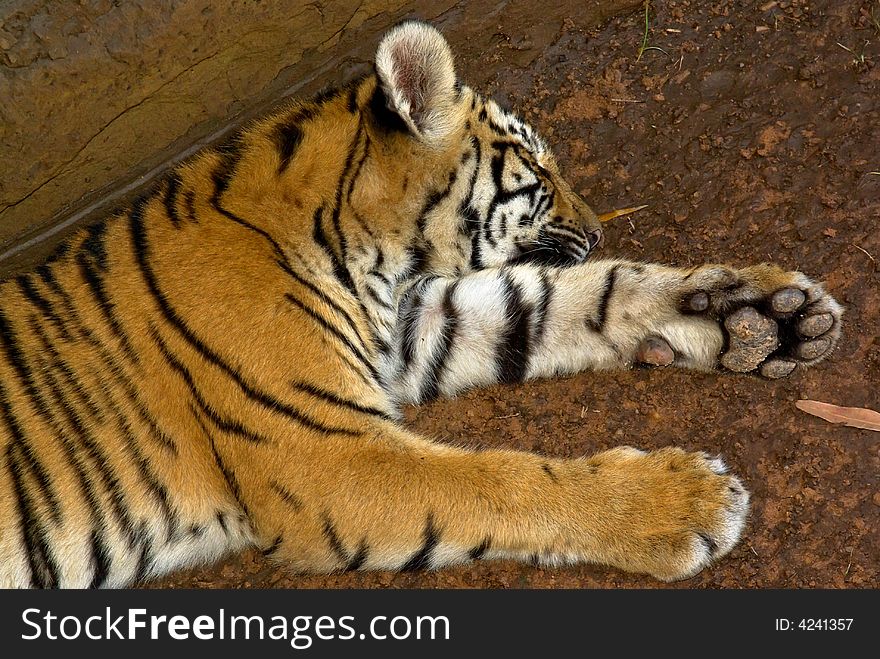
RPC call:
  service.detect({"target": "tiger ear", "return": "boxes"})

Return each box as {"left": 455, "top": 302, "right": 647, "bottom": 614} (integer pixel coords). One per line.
{"left": 375, "top": 21, "right": 462, "bottom": 144}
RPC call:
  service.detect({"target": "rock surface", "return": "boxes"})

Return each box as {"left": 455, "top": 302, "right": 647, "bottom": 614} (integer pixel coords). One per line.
{"left": 0, "top": 0, "right": 638, "bottom": 275}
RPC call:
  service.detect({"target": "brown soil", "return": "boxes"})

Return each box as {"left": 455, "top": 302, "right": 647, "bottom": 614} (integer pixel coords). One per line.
{"left": 152, "top": 0, "right": 879, "bottom": 589}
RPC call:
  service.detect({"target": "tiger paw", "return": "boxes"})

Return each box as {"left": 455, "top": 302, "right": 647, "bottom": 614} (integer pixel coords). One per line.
{"left": 584, "top": 446, "right": 750, "bottom": 581}
{"left": 678, "top": 265, "right": 843, "bottom": 378}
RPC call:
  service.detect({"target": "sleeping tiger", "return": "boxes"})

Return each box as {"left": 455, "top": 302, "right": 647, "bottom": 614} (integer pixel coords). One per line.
{"left": 0, "top": 21, "right": 843, "bottom": 588}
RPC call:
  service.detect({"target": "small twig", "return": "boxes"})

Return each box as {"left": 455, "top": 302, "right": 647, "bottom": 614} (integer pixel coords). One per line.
{"left": 610, "top": 97, "right": 646, "bottom": 103}
{"left": 843, "top": 546, "right": 855, "bottom": 578}
{"left": 641, "top": 45, "right": 672, "bottom": 59}
{"left": 598, "top": 204, "right": 649, "bottom": 223}
{"left": 493, "top": 413, "right": 520, "bottom": 420}
{"left": 836, "top": 41, "right": 854, "bottom": 53}
{"left": 749, "top": 544, "right": 760, "bottom": 557}
{"left": 852, "top": 244, "right": 876, "bottom": 262}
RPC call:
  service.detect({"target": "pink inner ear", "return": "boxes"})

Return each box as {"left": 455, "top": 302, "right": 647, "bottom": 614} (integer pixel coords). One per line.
{"left": 391, "top": 42, "right": 427, "bottom": 121}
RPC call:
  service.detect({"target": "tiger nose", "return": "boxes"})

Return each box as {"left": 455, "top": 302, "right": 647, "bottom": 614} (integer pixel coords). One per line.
{"left": 587, "top": 227, "right": 604, "bottom": 251}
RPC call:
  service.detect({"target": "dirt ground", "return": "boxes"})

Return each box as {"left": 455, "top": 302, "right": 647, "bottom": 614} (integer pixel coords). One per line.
{"left": 152, "top": 0, "right": 879, "bottom": 589}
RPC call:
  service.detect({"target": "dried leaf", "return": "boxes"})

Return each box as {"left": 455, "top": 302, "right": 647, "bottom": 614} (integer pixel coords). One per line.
{"left": 795, "top": 400, "right": 880, "bottom": 432}
{"left": 597, "top": 204, "right": 648, "bottom": 223}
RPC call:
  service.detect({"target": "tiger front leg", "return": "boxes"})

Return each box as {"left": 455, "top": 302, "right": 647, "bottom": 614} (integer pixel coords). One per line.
{"left": 381, "top": 260, "right": 842, "bottom": 406}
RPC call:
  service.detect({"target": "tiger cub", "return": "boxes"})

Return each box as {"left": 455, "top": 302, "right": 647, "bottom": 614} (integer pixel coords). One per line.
{"left": 0, "top": 21, "right": 842, "bottom": 587}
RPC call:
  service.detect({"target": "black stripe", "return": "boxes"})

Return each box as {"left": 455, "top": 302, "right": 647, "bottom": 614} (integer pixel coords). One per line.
{"left": 531, "top": 191, "right": 552, "bottom": 226}
{"left": 277, "top": 257, "right": 373, "bottom": 360}
{"left": 466, "top": 204, "right": 483, "bottom": 269}
{"left": 89, "top": 529, "right": 112, "bottom": 588}
{"left": 497, "top": 274, "right": 533, "bottom": 383}
{"left": 351, "top": 209, "right": 377, "bottom": 238}
{"left": 403, "top": 243, "right": 431, "bottom": 279}
{"left": 216, "top": 511, "right": 228, "bottom": 534}
{"left": 541, "top": 463, "right": 558, "bottom": 483}
{"left": 183, "top": 189, "right": 197, "bottom": 223}
{"left": 346, "top": 540, "right": 369, "bottom": 571}
{"left": 313, "top": 84, "right": 342, "bottom": 105}
{"left": 400, "top": 284, "right": 425, "bottom": 369}
{"left": 418, "top": 281, "right": 459, "bottom": 402}
{"left": 532, "top": 269, "right": 554, "bottom": 348}
{"left": 133, "top": 532, "right": 154, "bottom": 584}
{"left": 284, "top": 292, "right": 380, "bottom": 385}
{"left": 262, "top": 535, "right": 284, "bottom": 557}
{"left": 587, "top": 266, "right": 619, "bottom": 333}
{"left": 417, "top": 169, "right": 458, "bottom": 233}
{"left": 270, "top": 480, "right": 304, "bottom": 512}
{"left": 8, "top": 432, "right": 63, "bottom": 526}
{"left": 321, "top": 513, "right": 348, "bottom": 565}
{"left": 35, "top": 262, "right": 71, "bottom": 308}
{"left": 698, "top": 532, "right": 719, "bottom": 555}
{"left": 0, "top": 307, "right": 57, "bottom": 422}
{"left": 192, "top": 405, "right": 254, "bottom": 522}
{"left": 274, "top": 120, "right": 303, "bottom": 175}
{"left": 150, "top": 325, "right": 271, "bottom": 444}
{"left": 400, "top": 513, "right": 440, "bottom": 572}
{"left": 21, "top": 330, "right": 140, "bottom": 549}
{"left": 76, "top": 252, "right": 141, "bottom": 366}
{"left": 289, "top": 379, "right": 389, "bottom": 419}
{"left": 81, "top": 221, "right": 109, "bottom": 270}
{"left": 468, "top": 536, "right": 492, "bottom": 561}
{"left": 466, "top": 211, "right": 483, "bottom": 268}
{"left": 312, "top": 206, "right": 345, "bottom": 288}
{"left": 364, "top": 282, "right": 394, "bottom": 311}
{"left": 485, "top": 116, "right": 509, "bottom": 136}
{"left": 315, "top": 121, "right": 368, "bottom": 300}
{"left": 16, "top": 274, "right": 73, "bottom": 341}
{"left": 164, "top": 173, "right": 183, "bottom": 227}
{"left": 313, "top": 206, "right": 359, "bottom": 297}
{"left": 545, "top": 224, "right": 589, "bottom": 246}
{"left": 347, "top": 84, "right": 359, "bottom": 113}
{"left": 345, "top": 132, "right": 371, "bottom": 206}
{"left": 128, "top": 197, "right": 362, "bottom": 437}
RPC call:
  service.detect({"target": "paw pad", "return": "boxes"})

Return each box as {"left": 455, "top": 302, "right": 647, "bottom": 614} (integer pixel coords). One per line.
{"left": 720, "top": 306, "right": 778, "bottom": 373}
{"left": 759, "top": 359, "right": 797, "bottom": 379}
{"left": 770, "top": 287, "right": 805, "bottom": 314}
{"left": 797, "top": 312, "right": 834, "bottom": 338}
{"left": 635, "top": 335, "right": 676, "bottom": 366}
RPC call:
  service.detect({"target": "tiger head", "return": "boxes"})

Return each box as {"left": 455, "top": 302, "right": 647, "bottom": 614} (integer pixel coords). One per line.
{"left": 369, "top": 21, "right": 603, "bottom": 273}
